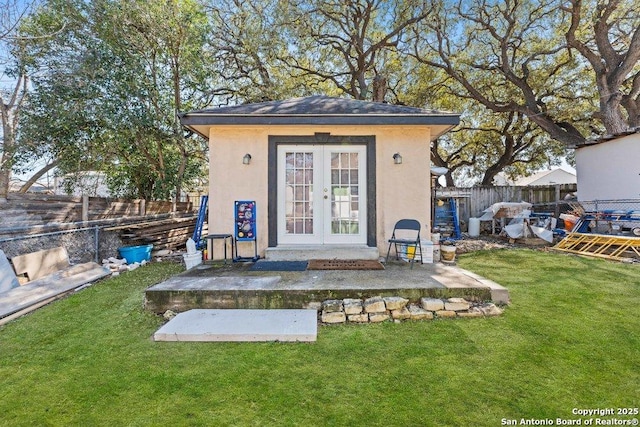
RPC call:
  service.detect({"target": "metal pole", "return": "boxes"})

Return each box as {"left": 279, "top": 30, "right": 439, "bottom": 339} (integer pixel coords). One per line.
{"left": 0, "top": 212, "right": 185, "bottom": 235}
{"left": 0, "top": 226, "right": 98, "bottom": 243}
{"left": 94, "top": 226, "right": 100, "bottom": 263}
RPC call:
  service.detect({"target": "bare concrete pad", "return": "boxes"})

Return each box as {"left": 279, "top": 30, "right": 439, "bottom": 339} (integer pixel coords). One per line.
{"left": 154, "top": 309, "right": 318, "bottom": 342}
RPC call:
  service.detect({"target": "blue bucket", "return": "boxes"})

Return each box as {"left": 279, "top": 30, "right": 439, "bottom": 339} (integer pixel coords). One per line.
{"left": 118, "top": 244, "right": 153, "bottom": 264}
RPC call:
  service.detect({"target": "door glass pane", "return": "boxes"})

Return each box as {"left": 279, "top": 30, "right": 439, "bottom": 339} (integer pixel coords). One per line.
{"left": 285, "top": 151, "right": 314, "bottom": 235}
{"left": 330, "top": 152, "right": 359, "bottom": 234}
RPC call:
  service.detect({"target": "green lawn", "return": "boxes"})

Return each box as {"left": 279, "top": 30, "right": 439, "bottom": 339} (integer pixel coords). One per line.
{"left": 0, "top": 250, "right": 638, "bottom": 426}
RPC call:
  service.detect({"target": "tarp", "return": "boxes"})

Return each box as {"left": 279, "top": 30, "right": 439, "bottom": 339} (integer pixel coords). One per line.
{"left": 502, "top": 210, "right": 555, "bottom": 243}
{"left": 479, "top": 202, "right": 533, "bottom": 221}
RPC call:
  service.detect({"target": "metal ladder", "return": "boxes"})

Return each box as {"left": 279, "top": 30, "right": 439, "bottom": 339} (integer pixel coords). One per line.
{"left": 192, "top": 195, "right": 209, "bottom": 249}
{"left": 449, "top": 198, "right": 461, "bottom": 239}
{"left": 553, "top": 232, "right": 640, "bottom": 261}
{"left": 435, "top": 198, "right": 461, "bottom": 240}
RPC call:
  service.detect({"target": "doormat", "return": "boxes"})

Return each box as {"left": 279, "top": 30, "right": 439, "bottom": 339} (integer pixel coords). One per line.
{"left": 249, "top": 261, "right": 308, "bottom": 271}
{"left": 307, "top": 259, "right": 385, "bottom": 270}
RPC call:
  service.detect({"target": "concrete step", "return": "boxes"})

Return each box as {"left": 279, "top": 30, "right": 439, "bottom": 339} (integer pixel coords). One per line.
{"left": 265, "top": 245, "right": 379, "bottom": 261}
{"left": 153, "top": 309, "right": 318, "bottom": 342}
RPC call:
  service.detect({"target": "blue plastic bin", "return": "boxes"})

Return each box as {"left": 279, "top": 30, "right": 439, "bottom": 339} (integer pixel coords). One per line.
{"left": 118, "top": 244, "right": 153, "bottom": 264}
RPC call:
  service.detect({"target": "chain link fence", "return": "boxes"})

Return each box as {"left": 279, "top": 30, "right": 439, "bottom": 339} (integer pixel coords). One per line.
{"left": 0, "top": 225, "right": 123, "bottom": 264}
{"left": 568, "top": 199, "right": 640, "bottom": 237}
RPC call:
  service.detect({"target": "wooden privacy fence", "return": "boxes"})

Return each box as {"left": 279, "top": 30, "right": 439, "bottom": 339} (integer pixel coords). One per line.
{"left": 1, "top": 193, "right": 194, "bottom": 228}
{"left": 0, "top": 193, "right": 200, "bottom": 262}
{"left": 435, "top": 184, "right": 578, "bottom": 225}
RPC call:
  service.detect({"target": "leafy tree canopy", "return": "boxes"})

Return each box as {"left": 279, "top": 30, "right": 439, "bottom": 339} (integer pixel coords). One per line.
{"left": 17, "top": 0, "right": 209, "bottom": 199}
{"left": 9, "top": 0, "right": 640, "bottom": 192}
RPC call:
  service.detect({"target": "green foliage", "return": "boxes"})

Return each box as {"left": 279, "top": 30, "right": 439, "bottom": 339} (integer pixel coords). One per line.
{"left": 16, "top": 0, "right": 209, "bottom": 199}
{"left": 413, "top": 0, "right": 639, "bottom": 148}
{"left": 204, "top": 0, "right": 313, "bottom": 103}
{"left": 277, "top": 0, "right": 431, "bottom": 101}
{"left": 9, "top": 0, "right": 639, "bottom": 191}
{"left": 0, "top": 251, "right": 638, "bottom": 425}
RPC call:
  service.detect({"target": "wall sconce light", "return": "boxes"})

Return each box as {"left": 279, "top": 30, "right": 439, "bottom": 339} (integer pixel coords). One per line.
{"left": 242, "top": 153, "right": 252, "bottom": 165}
{"left": 393, "top": 152, "right": 402, "bottom": 164}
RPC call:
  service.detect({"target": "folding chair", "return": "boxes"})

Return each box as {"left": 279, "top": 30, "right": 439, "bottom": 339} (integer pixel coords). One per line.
{"left": 385, "top": 219, "right": 422, "bottom": 268}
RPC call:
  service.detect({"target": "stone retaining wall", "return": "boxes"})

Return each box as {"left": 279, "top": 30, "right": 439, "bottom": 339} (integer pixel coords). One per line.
{"left": 318, "top": 296, "right": 503, "bottom": 324}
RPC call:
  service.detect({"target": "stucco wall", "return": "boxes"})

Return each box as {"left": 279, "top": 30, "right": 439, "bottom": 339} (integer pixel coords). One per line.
{"left": 207, "top": 125, "right": 432, "bottom": 257}
{"left": 575, "top": 133, "right": 640, "bottom": 201}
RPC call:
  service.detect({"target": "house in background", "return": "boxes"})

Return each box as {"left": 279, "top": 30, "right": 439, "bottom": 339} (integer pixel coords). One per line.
{"left": 9, "top": 179, "right": 52, "bottom": 194}
{"left": 575, "top": 128, "right": 640, "bottom": 202}
{"left": 493, "top": 167, "right": 577, "bottom": 186}
{"left": 180, "top": 95, "right": 459, "bottom": 260}
{"left": 54, "top": 171, "right": 111, "bottom": 197}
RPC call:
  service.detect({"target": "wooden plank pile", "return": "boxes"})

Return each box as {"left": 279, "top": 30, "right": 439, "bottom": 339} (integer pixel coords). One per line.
{"left": 104, "top": 216, "right": 204, "bottom": 251}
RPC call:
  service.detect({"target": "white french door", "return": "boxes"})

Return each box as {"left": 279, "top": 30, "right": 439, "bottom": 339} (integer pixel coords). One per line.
{"left": 277, "top": 145, "right": 367, "bottom": 245}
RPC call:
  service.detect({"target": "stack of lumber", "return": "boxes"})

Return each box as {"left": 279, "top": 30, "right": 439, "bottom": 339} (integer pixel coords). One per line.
{"left": 105, "top": 216, "right": 205, "bottom": 251}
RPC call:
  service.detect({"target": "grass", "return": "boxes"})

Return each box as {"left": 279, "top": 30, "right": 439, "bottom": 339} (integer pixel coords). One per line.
{"left": 0, "top": 250, "right": 639, "bottom": 426}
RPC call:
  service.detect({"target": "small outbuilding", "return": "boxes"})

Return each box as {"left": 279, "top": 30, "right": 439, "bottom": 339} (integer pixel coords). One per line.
{"left": 179, "top": 95, "right": 459, "bottom": 260}
{"left": 575, "top": 128, "right": 640, "bottom": 202}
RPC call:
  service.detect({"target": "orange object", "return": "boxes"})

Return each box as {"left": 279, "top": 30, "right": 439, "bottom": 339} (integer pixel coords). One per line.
{"left": 560, "top": 214, "right": 579, "bottom": 231}
{"left": 564, "top": 217, "right": 578, "bottom": 231}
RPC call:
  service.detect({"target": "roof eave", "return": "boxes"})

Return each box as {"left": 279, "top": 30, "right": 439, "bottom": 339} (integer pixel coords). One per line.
{"left": 575, "top": 126, "right": 640, "bottom": 149}
{"left": 179, "top": 113, "right": 460, "bottom": 127}
{"left": 184, "top": 125, "right": 209, "bottom": 140}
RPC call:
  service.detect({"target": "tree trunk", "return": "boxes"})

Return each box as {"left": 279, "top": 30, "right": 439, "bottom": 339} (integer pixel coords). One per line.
{"left": 599, "top": 88, "right": 629, "bottom": 135}
{"left": 372, "top": 74, "right": 387, "bottom": 102}
{"left": 0, "top": 169, "right": 9, "bottom": 201}
{"left": 0, "top": 73, "right": 28, "bottom": 200}
{"left": 0, "top": 120, "right": 14, "bottom": 200}
{"left": 18, "top": 159, "right": 60, "bottom": 193}
{"left": 565, "top": 0, "right": 640, "bottom": 135}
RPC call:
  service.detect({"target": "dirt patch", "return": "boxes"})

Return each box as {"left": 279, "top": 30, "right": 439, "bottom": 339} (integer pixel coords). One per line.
{"left": 451, "top": 234, "right": 554, "bottom": 254}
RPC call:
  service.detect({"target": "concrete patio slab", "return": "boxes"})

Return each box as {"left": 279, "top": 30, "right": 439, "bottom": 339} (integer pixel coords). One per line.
{"left": 153, "top": 309, "right": 318, "bottom": 342}
{"left": 144, "top": 261, "right": 509, "bottom": 314}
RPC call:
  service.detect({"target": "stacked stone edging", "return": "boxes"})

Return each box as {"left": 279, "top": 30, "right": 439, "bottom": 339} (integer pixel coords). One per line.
{"left": 319, "top": 296, "right": 503, "bottom": 324}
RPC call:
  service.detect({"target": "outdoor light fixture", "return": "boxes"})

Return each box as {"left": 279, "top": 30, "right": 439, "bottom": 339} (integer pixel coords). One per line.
{"left": 243, "top": 153, "right": 252, "bottom": 165}
{"left": 393, "top": 152, "right": 402, "bottom": 164}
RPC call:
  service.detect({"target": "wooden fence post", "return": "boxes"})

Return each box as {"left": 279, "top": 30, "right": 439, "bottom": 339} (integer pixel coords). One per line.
{"left": 82, "top": 195, "right": 89, "bottom": 222}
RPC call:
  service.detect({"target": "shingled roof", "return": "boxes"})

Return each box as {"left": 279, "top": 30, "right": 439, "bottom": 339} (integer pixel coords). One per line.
{"left": 179, "top": 95, "right": 460, "bottom": 138}
{"left": 575, "top": 126, "right": 640, "bottom": 148}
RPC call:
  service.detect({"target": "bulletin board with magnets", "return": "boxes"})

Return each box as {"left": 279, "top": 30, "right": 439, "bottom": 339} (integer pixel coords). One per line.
{"left": 234, "top": 200, "right": 259, "bottom": 261}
